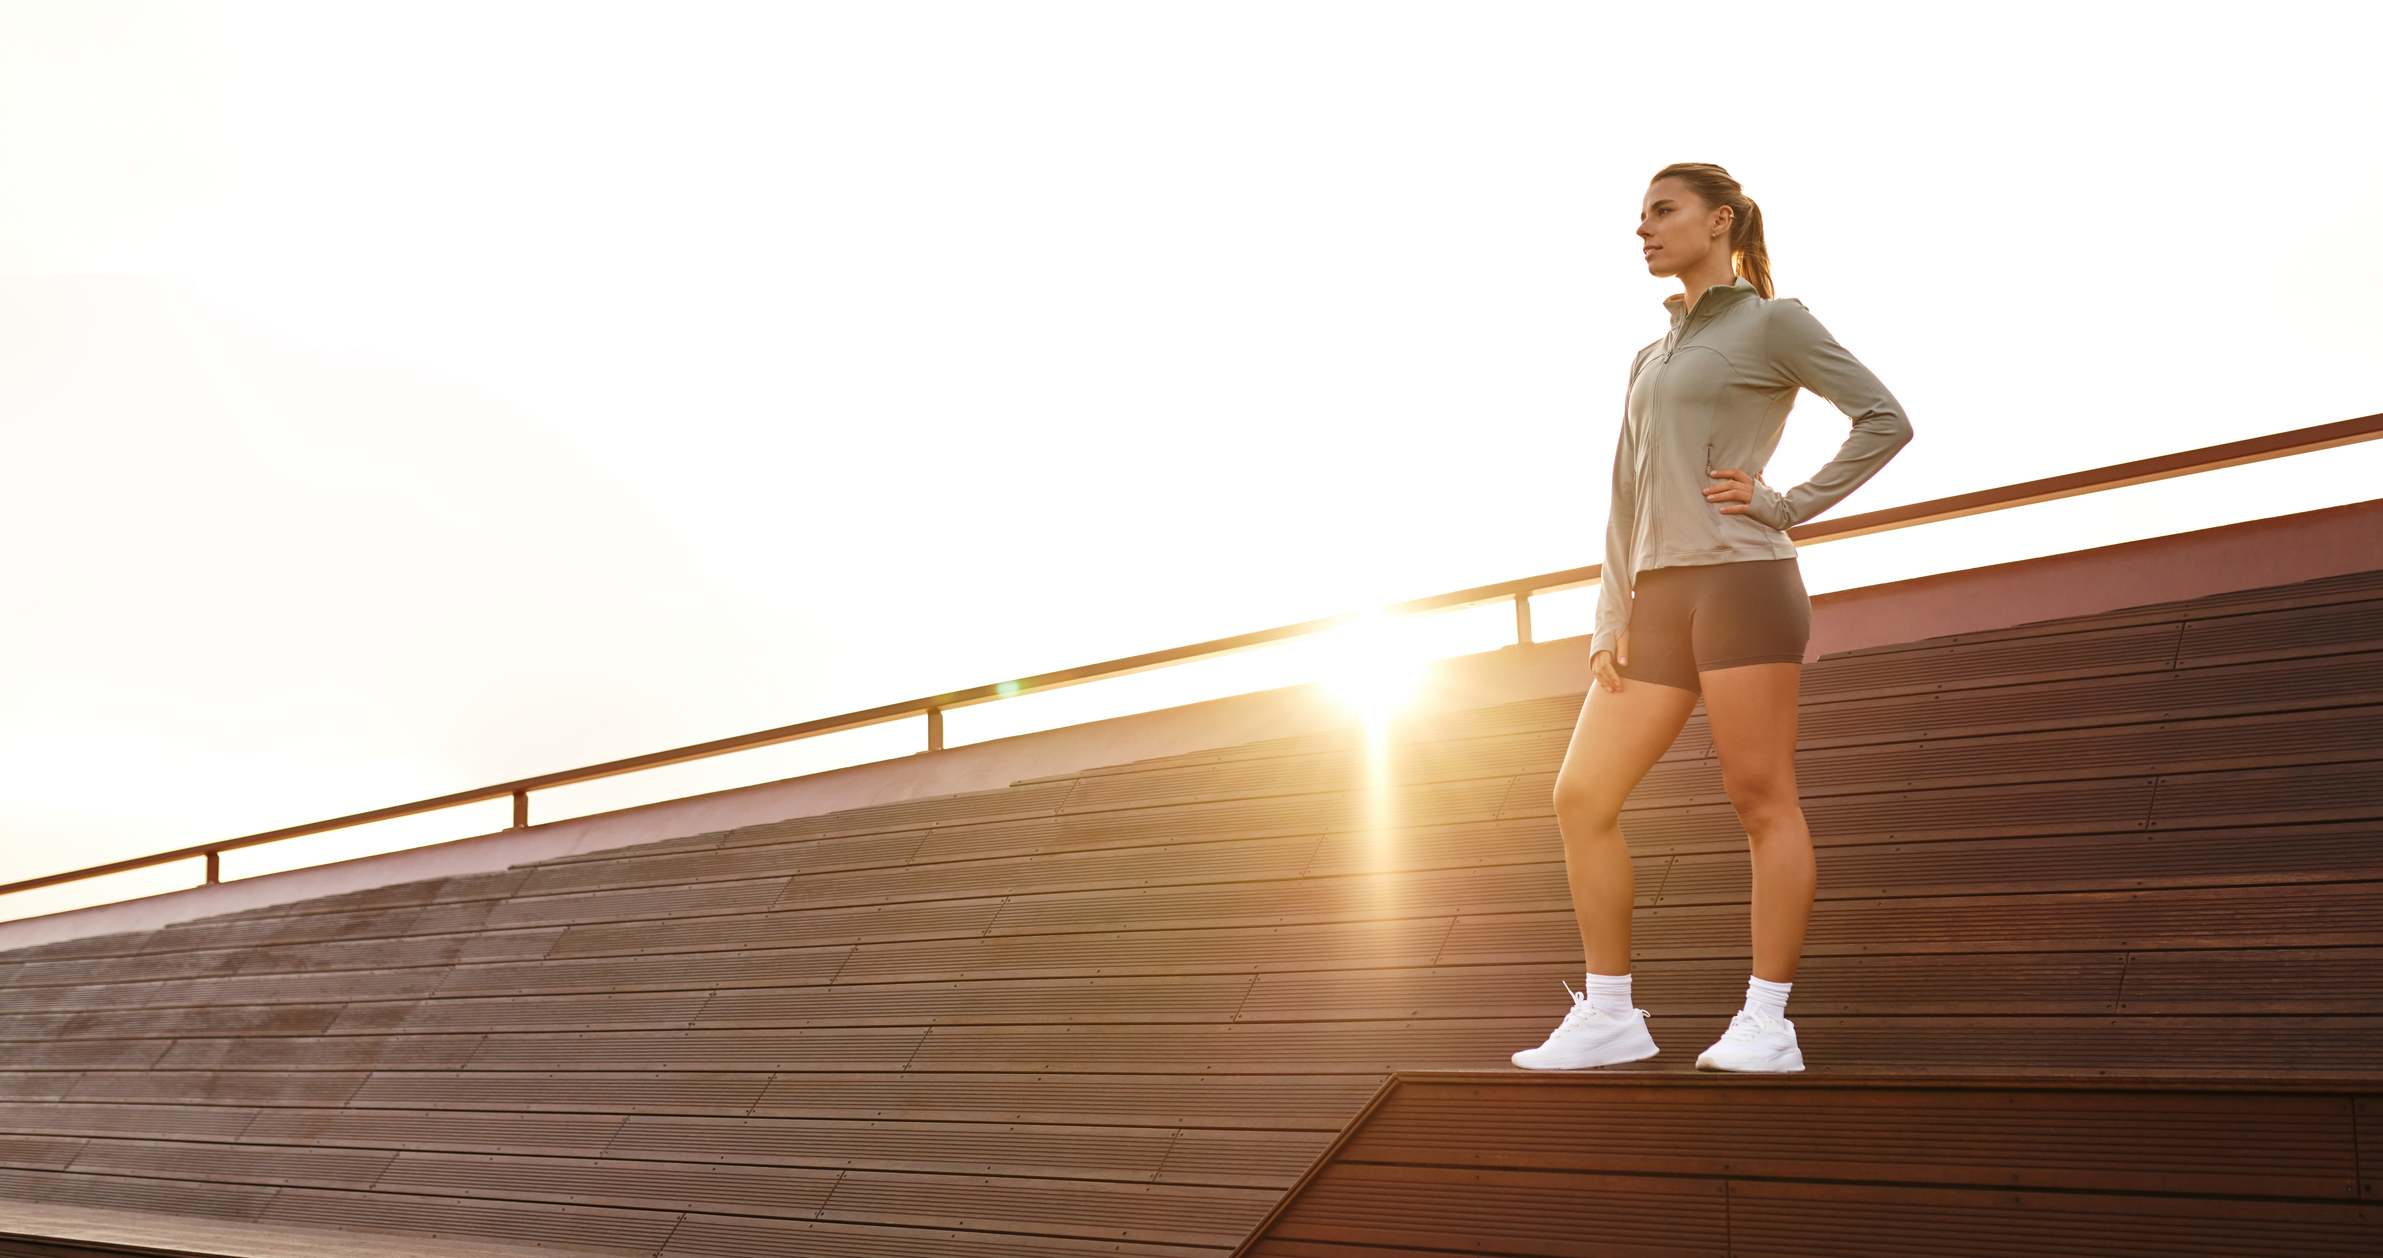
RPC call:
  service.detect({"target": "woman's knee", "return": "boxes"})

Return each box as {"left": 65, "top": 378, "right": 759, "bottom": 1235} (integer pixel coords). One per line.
{"left": 1724, "top": 772, "right": 1800, "bottom": 828}
{"left": 1551, "top": 771, "right": 1625, "bottom": 829}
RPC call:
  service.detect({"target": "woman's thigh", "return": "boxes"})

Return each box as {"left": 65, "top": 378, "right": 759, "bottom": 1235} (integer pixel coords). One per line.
{"left": 1554, "top": 675, "right": 1699, "bottom": 820}
{"left": 1700, "top": 662, "right": 1803, "bottom": 801}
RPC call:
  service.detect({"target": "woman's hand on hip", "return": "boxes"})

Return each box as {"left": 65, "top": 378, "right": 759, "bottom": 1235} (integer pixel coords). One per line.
{"left": 1592, "top": 639, "right": 1628, "bottom": 693}
{"left": 1704, "top": 467, "right": 1757, "bottom": 514}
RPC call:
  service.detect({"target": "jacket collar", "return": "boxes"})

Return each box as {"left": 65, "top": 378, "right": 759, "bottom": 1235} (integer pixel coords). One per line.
{"left": 1664, "top": 274, "right": 1761, "bottom": 326}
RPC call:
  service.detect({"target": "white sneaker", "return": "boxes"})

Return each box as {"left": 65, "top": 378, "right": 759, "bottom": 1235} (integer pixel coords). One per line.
{"left": 1510, "top": 983, "right": 1659, "bottom": 1070}
{"left": 1694, "top": 1009, "right": 1805, "bottom": 1073}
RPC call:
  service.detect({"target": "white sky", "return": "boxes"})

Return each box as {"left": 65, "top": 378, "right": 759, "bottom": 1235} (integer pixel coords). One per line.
{"left": 3, "top": 1, "right": 2380, "bottom": 917}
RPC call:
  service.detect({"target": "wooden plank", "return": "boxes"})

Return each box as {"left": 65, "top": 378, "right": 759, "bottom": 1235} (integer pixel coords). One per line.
{"left": 1725, "top": 1178, "right": 2381, "bottom": 1257}
{"left": 545, "top": 900, "right": 1005, "bottom": 960}
{"left": 154, "top": 1035, "right": 485, "bottom": 1073}
{"left": 747, "top": 1072, "right": 1380, "bottom": 1128}
{"left": 2118, "top": 946, "right": 2383, "bottom": 1013}
{"left": 1347, "top": 1079, "right": 2359, "bottom": 1198}
{"left": 2149, "top": 761, "right": 2383, "bottom": 828}
{"left": 482, "top": 878, "right": 791, "bottom": 931}
{"left": 258, "top": 1187, "right": 670, "bottom": 1255}
{"left": 346, "top": 1072, "right": 767, "bottom": 1116}
{"left": 834, "top": 916, "right": 1462, "bottom": 986}
{"left": 1783, "top": 1015, "right": 2383, "bottom": 1075}
{"left": 693, "top": 973, "right": 1255, "bottom": 1029}
{"left": 30, "top": 1171, "right": 278, "bottom": 1222}
{"left": 604, "top": 1113, "right": 1180, "bottom": 1179}
{"left": 764, "top": 832, "right": 1324, "bottom": 914}
{"left": 374, "top": 1150, "right": 839, "bottom": 1217}
{"left": 0, "top": 1103, "right": 258, "bottom": 1143}
{"left": 515, "top": 830, "right": 929, "bottom": 899}
{"left": 460, "top": 1027, "right": 929, "bottom": 1073}
{"left": 240, "top": 1108, "right": 627, "bottom": 1158}
{"left": 2181, "top": 598, "right": 2383, "bottom": 665}
{"left": 1155, "top": 1128, "right": 1334, "bottom": 1188}
{"left": 817, "top": 1169, "right": 1274, "bottom": 1248}
{"left": 658, "top": 1213, "right": 1220, "bottom": 1258}
{"left": 435, "top": 946, "right": 848, "bottom": 998}
{"left": 66, "top": 1137, "right": 393, "bottom": 1190}
{"left": 904, "top": 1020, "right": 1544, "bottom": 1073}
{"left": 332, "top": 990, "right": 714, "bottom": 1036}
{"left": 0, "top": 1076, "right": 78, "bottom": 1104}
{"left": 61, "top": 1072, "right": 367, "bottom": 1109}
{"left": 1803, "top": 621, "right": 2185, "bottom": 703}
{"left": 0, "top": 1135, "right": 83, "bottom": 1172}
{"left": 1263, "top": 1161, "right": 1727, "bottom": 1258}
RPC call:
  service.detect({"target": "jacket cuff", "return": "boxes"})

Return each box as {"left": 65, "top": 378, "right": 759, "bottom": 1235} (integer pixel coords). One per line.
{"left": 1747, "top": 480, "right": 1798, "bottom": 531}
{"left": 1591, "top": 629, "right": 1620, "bottom": 659}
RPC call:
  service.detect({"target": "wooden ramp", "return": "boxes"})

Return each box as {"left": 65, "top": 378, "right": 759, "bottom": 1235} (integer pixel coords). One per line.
{"left": 1235, "top": 1072, "right": 2382, "bottom": 1257}
{"left": 0, "top": 567, "right": 2377, "bottom": 1254}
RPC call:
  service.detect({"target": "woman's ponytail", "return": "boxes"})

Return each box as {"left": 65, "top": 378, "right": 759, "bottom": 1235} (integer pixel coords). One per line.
{"left": 1651, "top": 162, "right": 1772, "bottom": 298}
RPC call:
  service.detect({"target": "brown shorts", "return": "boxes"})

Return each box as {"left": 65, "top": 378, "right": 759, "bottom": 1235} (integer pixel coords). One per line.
{"left": 1614, "top": 558, "right": 1811, "bottom": 695}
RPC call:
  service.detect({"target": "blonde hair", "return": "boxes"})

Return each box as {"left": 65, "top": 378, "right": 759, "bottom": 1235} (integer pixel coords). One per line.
{"left": 1651, "top": 162, "right": 1771, "bottom": 298}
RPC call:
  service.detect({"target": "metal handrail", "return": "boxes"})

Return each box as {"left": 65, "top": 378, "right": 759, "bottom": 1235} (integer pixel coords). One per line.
{"left": 7, "top": 410, "right": 2378, "bottom": 901}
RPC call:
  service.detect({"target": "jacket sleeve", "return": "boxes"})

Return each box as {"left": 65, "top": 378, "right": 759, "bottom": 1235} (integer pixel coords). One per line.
{"left": 1591, "top": 352, "right": 1651, "bottom": 659}
{"left": 1745, "top": 300, "right": 1913, "bottom": 531}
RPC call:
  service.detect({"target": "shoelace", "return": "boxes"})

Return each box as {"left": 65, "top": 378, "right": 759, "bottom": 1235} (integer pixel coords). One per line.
{"left": 1720, "top": 1009, "right": 1785, "bottom": 1042}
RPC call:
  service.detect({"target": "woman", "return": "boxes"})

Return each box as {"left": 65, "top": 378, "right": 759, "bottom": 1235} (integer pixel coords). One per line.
{"left": 1511, "top": 163, "right": 1912, "bottom": 1073}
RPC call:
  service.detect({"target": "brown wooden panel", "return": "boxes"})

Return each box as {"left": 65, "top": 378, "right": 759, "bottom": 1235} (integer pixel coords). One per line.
{"left": 1157, "top": 1128, "right": 1333, "bottom": 1188}
{"left": 145, "top": 907, "right": 430, "bottom": 955}
{"left": 2149, "top": 761, "right": 2383, "bottom": 828}
{"left": 0, "top": 1103, "right": 257, "bottom": 1142}
{"left": 2182, "top": 597, "right": 2383, "bottom": 664}
{"left": 32, "top": 1171, "right": 279, "bottom": 1222}
{"left": 1803, "top": 620, "right": 2185, "bottom": 702}
{"left": 62, "top": 1071, "right": 366, "bottom": 1108}
{"left": 375, "top": 1150, "right": 839, "bottom": 1216}
{"left": 1726, "top": 1178, "right": 2381, "bottom": 1258}
{"left": 1297, "top": 816, "right": 1565, "bottom": 880}
{"left": 333, "top": 990, "right": 713, "bottom": 1036}
{"left": 66, "top": 1137, "right": 392, "bottom": 1190}
{"left": 2118, "top": 946, "right": 2383, "bottom": 1013}
{"left": 139, "top": 966, "right": 452, "bottom": 1009}
{"left": 905, "top": 1019, "right": 1540, "bottom": 1073}
{"left": 1789, "top": 651, "right": 2383, "bottom": 750}
{"left": 50, "top": 1002, "right": 348, "bottom": 1042}
{"left": 1349, "top": 1079, "right": 2358, "bottom": 1197}
{"left": 437, "top": 945, "right": 848, "bottom": 998}
{"left": 347, "top": 1071, "right": 767, "bottom": 1116}
{"left": 2359, "top": 1096, "right": 2382, "bottom": 1199}
{"left": 764, "top": 832, "right": 1323, "bottom": 914}
{"left": 0, "top": 1135, "right": 82, "bottom": 1172}
{"left": 979, "top": 864, "right": 1568, "bottom": 939}
{"left": 0, "top": 1076, "right": 77, "bottom": 1103}
{"left": 606, "top": 1113, "right": 1178, "bottom": 1179}
{"left": 461, "top": 1026, "right": 927, "bottom": 1072}
{"left": 517, "top": 829, "right": 929, "bottom": 898}
{"left": 818, "top": 1169, "right": 1272, "bottom": 1248}
{"left": 4, "top": 1041, "right": 171, "bottom": 1072}
{"left": 240, "top": 1107, "right": 627, "bottom": 1157}
{"left": 154, "top": 1034, "right": 484, "bottom": 1073}
{"left": 693, "top": 973, "right": 1256, "bottom": 1029}
{"left": 658, "top": 1213, "right": 1217, "bottom": 1258}
{"left": 546, "top": 900, "right": 1005, "bottom": 959}
{"left": 258, "top": 1186, "right": 671, "bottom": 1255}
{"left": 484, "top": 877, "right": 791, "bottom": 931}
{"left": 0, "top": 933, "right": 156, "bottom": 964}
{"left": 10, "top": 951, "right": 247, "bottom": 989}
{"left": 1264, "top": 1161, "right": 1727, "bottom": 1258}
{"left": 836, "top": 916, "right": 1460, "bottom": 986}
{"left": 748, "top": 1072, "right": 1379, "bottom": 1128}
{"left": 1786, "top": 1015, "right": 2383, "bottom": 1075}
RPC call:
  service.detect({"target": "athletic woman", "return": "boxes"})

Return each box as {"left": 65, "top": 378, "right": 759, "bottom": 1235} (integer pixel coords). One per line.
{"left": 1511, "top": 163, "right": 1912, "bottom": 1073}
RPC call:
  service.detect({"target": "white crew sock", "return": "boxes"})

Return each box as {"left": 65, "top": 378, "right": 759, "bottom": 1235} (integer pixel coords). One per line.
{"left": 1583, "top": 972, "right": 1633, "bottom": 1018}
{"left": 1744, "top": 976, "right": 1792, "bottom": 1023}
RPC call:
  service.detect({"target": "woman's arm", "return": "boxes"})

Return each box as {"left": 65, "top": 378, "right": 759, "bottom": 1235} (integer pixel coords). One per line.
{"left": 1741, "top": 300, "right": 1914, "bottom": 531}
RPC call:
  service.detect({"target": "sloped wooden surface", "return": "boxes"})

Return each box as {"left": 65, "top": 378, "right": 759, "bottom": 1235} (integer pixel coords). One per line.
{"left": 0, "top": 569, "right": 2379, "bottom": 1254}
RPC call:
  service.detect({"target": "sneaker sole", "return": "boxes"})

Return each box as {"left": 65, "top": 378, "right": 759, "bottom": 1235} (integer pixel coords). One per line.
{"left": 1693, "top": 1051, "right": 1805, "bottom": 1073}
{"left": 1511, "top": 1045, "right": 1660, "bottom": 1071}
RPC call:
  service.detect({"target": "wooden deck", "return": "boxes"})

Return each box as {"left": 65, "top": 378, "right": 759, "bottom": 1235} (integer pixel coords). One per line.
{"left": 0, "top": 568, "right": 2377, "bottom": 1254}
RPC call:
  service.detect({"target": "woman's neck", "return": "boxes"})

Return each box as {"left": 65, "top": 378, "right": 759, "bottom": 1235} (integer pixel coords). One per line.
{"left": 1676, "top": 254, "right": 1739, "bottom": 316}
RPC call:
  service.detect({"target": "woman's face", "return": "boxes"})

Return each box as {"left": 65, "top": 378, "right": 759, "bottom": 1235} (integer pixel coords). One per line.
{"left": 1638, "top": 177, "right": 1731, "bottom": 280}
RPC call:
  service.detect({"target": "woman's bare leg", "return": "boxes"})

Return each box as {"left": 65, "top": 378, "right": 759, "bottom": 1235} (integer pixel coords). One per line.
{"left": 1699, "top": 662, "right": 1813, "bottom": 982}
{"left": 1552, "top": 679, "right": 1700, "bottom": 974}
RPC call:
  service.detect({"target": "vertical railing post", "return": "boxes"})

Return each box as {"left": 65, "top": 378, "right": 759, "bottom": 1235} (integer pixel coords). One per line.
{"left": 511, "top": 790, "right": 529, "bottom": 829}
{"left": 204, "top": 851, "right": 220, "bottom": 884}
{"left": 1513, "top": 591, "right": 1534, "bottom": 647}
{"left": 926, "top": 706, "right": 945, "bottom": 753}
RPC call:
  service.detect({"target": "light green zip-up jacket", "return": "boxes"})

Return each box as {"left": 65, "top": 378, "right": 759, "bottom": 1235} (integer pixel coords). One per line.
{"left": 1593, "top": 276, "right": 1913, "bottom": 659}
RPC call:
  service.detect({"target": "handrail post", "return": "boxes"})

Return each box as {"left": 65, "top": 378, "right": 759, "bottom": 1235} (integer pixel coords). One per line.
{"left": 511, "top": 790, "right": 529, "bottom": 830}
{"left": 1513, "top": 592, "right": 1534, "bottom": 647}
{"left": 204, "top": 852, "right": 219, "bottom": 885}
{"left": 926, "top": 706, "right": 944, "bottom": 753}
